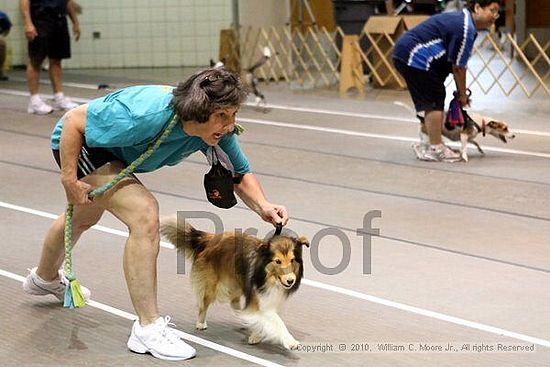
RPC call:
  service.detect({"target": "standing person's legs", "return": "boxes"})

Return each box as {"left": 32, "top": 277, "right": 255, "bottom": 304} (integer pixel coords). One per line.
{"left": 48, "top": 20, "right": 77, "bottom": 110}
{"left": 48, "top": 58, "right": 62, "bottom": 94}
{"left": 49, "top": 57, "right": 77, "bottom": 110}
{"left": 26, "top": 31, "right": 54, "bottom": 114}
{"left": 0, "top": 38, "right": 7, "bottom": 80}
{"left": 26, "top": 58, "right": 41, "bottom": 96}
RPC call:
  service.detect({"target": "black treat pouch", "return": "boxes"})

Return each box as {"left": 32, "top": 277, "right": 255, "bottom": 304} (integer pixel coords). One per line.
{"left": 203, "top": 149, "right": 238, "bottom": 209}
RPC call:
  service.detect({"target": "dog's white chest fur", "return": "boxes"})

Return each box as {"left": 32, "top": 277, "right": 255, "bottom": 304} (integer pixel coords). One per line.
{"left": 258, "top": 286, "right": 287, "bottom": 311}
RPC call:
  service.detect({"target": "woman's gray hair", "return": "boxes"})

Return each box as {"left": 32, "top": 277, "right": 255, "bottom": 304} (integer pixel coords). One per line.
{"left": 171, "top": 67, "right": 248, "bottom": 123}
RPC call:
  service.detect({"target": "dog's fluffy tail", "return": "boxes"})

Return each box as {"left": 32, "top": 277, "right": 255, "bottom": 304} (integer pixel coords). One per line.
{"left": 160, "top": 216, "right": 211, "bottom": 259}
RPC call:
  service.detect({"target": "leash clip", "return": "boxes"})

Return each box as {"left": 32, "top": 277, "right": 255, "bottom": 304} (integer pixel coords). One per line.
{"left": 274, "top": 223, "right": 283, "bottom": 236}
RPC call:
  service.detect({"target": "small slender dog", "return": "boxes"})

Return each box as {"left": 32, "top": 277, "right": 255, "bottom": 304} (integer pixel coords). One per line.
{"left": 160, "top": 217, "right": 309, "bottom": 350}
{"left": 210, "top": 47, "right": 272, "bottom": 106}
{"left": 418, "top": 112, "right": 515, "bottom": 161}
{"left": 245, "top": 47, "right": 272, "bottom": 106}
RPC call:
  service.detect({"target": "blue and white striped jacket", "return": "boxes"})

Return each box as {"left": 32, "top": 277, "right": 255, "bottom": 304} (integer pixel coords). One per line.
{"left": 393, "top": 10, "right": 476, "bottom": 73}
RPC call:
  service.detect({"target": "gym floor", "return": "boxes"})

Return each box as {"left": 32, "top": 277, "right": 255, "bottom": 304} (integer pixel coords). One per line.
{"left": 1, "top": 68, "right": 549, "bottom": 366}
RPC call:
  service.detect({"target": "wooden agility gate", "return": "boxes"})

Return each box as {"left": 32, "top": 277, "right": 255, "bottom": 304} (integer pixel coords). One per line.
{"left": 219, "top": 19, "right": 549, "bottom": 99}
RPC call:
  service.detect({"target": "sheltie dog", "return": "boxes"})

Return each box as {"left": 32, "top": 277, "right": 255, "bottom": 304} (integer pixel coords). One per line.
{"left": 160, "top": 217, "right": 309, "bottom": 350}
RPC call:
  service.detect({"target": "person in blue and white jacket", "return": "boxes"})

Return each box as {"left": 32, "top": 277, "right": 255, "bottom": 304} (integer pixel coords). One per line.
{"left": 393, "top": 0, "right": 501, "bottom": 162}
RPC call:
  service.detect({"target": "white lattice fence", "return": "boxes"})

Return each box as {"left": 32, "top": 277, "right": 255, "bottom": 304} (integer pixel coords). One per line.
{"left": 228, "top": 26, "right": 342, "bottom": 88}
{"left": 223, "top": 26, "right": 550, "bottom": 99}
{"left": 463, "top": 33, "right": 550, "bottom": 97}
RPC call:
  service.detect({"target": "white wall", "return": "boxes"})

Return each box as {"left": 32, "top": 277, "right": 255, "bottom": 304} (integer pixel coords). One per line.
{"left": 0, "top": 0, "right": 233, "bottom": 68}
{"left": 238, "top": 0, "right": 288, "bottom": 27}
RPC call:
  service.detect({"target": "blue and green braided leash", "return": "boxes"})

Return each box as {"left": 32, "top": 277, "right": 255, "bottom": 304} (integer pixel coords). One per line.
{"left": 63, "top": 114, "right": 179, "bottom": 308}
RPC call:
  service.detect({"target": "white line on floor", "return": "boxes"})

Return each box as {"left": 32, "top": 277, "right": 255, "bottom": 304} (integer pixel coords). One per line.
{"left": 0, "top": 268, "right": 285, "bottom": 367}
{"left": 2, "top": 199, "right": 549, "bottom": 348}
{"left": 13, "top": 81, "right": 550, "bottom": 138}
{"left": 0, "top": 201, "right": 174, "bottom": 249}
{"left": 302, "top": 279, "right": 550, "bottom": 348}
{"left": 512, "top": 129, "right": 550, "bottom": 138}
{"left": 8, "top": 76, "right": 102, "bottom": 90}
{"left": 2, "top": 87, "right": 550, "bottom": 138}
{"left": 0, "top": 88, "right": 93, "bottom": 104}
{"left": 4, "top": 79, "right": 416, "bottom": 122}
{"left": 238, "top": 117, "right": 550, "bottom": 159}
{"left": 250, "top": 102, "right": 416, "bottom": 123}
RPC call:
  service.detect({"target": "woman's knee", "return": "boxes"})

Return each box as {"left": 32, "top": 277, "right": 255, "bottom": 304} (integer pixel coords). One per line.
{"left": 127, "top": 198, "right": 160, "bottom": 240}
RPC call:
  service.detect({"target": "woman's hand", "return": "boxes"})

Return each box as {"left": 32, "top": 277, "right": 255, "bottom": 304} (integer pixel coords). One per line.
{"left": 62, "top": 177, "right": 93, "bottom": 205}
{"left": 233, "top": 173, "right": 289, "bottom": 226}
{"left": 259, "top": 202, "right": 288, "bottom": 226}
{"left": 458, "top": 93, "right": 471, "bottom": 108}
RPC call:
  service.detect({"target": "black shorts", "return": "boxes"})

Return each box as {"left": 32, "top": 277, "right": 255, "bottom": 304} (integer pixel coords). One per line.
{"left": 52, "top": 142, "right": 119, "bottom": 179}
{"left": 28, "top": 18, "right": 70, "bottom": 63}
{"left": 393, "top": 58, "right": 448, "bottom": 112}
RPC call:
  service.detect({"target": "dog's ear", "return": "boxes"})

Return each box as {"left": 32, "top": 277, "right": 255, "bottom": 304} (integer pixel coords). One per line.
{"left": 295, "top": 236, "right": 309, "bottom": 248}
{"left": 258, "top": 240, "right": 272, "bottom": 258}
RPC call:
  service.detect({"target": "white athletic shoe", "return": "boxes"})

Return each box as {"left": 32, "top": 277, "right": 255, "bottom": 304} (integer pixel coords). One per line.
{"left": 27, "top": 97, "right": 53, "bottom": 115}
{"left": 22, "top": 267, "right": 91, "bottom": 302}
{"left": 127, "top": 316, "right": 196, "bottom": 361}
{"left": 52, "top": 95, "right": 78, "bottom": 111}
{"left": 412, "top": 142, "right": 461, "bottom": 162}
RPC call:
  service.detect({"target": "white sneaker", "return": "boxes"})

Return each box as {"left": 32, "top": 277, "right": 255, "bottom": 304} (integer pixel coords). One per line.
{"left": 416, "top": 143, "right": 461, "bottom": 162}
{"left": 22, "top": 267, "right": 91, "bottom": 302}
{"left": 27, "top": 98, "right": 54, "bottom": 115}
{"left": 127, "top": 316, "right": 196, "bottom": 361}
{"left": 52, "top": 96, "right": 78, "bottom": 111}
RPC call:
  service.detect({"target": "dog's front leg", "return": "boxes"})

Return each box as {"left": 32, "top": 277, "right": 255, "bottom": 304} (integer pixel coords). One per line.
{"left": 460, "top": 133, "right": 469, "bottom": 162}
{"left": 248, "top": 332, "right": 263, "bottom": 345}
{"left": 472, "top": 140, "right": 485, "bottom": 155}
{"left": 264, "top": 311, "right": 300, "bottom": 350}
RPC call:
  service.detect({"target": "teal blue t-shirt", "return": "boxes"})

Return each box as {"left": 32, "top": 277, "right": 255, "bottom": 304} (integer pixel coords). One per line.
{"left": 51, "top": 85, "right": 251, "bottom": 174}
